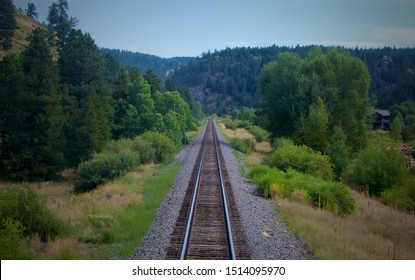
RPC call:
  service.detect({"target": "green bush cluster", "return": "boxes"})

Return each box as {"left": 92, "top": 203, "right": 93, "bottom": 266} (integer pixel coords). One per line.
{"left": 247, "top": 125, "right": 270, "bottom": 142}
{"left": 263, "top": 142, "right": 334, "bottom": 180}
{"left": 249, "top": 165, "right": 355, "bottom": 215}
{"left": 345, "top": 136, "right": 408, "bottom": 196}
{"left": 75, "top": 132, "right": 176, "bottom": 192}
{"left": 223, "top": 117, "right": 251, "bottom": 130}
{"left": 0, "top": 186, "right": 63, "bottom": 243}
{"left": 136, "top": 132, "right": 176, "bottom": 164}
{"left": 0, "top": 218, "right": 33, "bottom": 260}
{"left": 231, "top": 138, "right": 255, "bottom": 154}
{"left": 381, "top": 181, "right": 415, "bottom": 212}
{"left": 75, "top": 150, "right": 140, "bottom": 193}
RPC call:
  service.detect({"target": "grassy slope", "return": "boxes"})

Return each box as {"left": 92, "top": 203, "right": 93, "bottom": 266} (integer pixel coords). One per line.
{"left": 0, "top": 9, "right": 45, "bottom": 59}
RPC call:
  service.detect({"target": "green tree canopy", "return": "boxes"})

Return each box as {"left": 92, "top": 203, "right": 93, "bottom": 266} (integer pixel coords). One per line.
{"left": 259, "top": 52, "right": 312, "bottom": 137}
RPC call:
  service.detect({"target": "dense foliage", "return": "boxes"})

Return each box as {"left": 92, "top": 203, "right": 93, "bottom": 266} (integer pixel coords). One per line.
{"left": 345, "top": 133, "right": 409, "bottom": 196}
{"left": 0, "top": 1, "right": 201, "bottom": 182}
{"left": 260, "top": 49, "right": 371, "bottom": 151}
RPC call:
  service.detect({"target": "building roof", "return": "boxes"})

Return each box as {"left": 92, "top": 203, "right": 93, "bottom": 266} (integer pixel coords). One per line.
{"left": 374, "top": 109, "right": 391, "bottom": 117}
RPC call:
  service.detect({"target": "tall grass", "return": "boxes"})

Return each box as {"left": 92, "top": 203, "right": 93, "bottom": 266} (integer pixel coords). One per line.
{"left": 115, "top": 163, "right": 180, "bottom": 258}
{"left": 279, "top": 190, "right": 415, "bottom": 259}
{"left": 0, "top": 162, "right": 181, "bottom": 259}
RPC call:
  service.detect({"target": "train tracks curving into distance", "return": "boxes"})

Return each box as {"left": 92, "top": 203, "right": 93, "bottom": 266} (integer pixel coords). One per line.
{"left": 166, "top": 120, "right": 250, "bottom": 260}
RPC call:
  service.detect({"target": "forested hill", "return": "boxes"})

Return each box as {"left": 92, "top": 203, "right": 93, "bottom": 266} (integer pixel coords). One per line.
{"left": 100, "top": 48, "right": 193, "bottom": 80}
{"left": 170, "top": 46, "right": 415, "bottom": 115}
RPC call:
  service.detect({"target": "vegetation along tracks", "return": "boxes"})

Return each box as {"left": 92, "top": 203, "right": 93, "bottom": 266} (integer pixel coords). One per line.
{"left": 166, "top": 120, "right": 250, "bottom": 260}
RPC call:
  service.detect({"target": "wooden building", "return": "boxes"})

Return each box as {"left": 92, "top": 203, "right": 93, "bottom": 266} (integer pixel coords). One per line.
{"left": 372, "top": 109, "right": 391, "bottom": 130}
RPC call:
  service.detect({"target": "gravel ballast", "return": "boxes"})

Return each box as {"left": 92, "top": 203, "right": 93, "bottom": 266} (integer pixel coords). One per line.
{"left": 130, "top": 121, "right": 309, "bottom": 260}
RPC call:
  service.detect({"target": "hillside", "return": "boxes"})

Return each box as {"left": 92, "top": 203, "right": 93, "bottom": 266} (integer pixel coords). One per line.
{"left": 170, "top": 46, "right": 415, "bottom": 115}
{"left": 100, "top": 48, "right": 193, "bottom": 80}
{"left": 0, "top": 9, "right": 44, "bottom": 59}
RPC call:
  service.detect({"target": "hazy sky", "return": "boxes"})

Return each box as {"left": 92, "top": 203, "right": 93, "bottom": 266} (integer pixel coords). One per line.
{"left": 14, "top": 0, "right": 415, "bottom": 57}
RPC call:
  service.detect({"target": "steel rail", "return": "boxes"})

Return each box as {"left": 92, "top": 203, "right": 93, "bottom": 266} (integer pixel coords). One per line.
{"left": 179, "top": 121, "right": 208, "bottom": 260}
{"left": 212, "top": 121, "right": 236, "bottom": 260}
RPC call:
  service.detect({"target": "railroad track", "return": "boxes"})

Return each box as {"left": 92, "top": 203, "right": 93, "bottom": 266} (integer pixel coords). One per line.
{"left": 166, "top": 120, "right": 250, "bottom": 260}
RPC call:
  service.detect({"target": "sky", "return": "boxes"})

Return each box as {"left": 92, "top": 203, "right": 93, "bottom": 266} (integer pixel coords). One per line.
{"left": 13, "top": 0, "right": 415, "bottom": 58}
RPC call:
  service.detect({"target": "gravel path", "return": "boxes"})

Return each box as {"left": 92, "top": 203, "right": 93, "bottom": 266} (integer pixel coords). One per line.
{"left": 130, "top": 121, "right": 309, "bottom": 260}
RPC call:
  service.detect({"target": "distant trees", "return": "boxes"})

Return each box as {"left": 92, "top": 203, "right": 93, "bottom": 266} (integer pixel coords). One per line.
{"left": 0, "top": 0, "right": 17, "bottom": 50}
{"left": 25, "top": 2, "right": 38, "bottom": 19}
{"left": 171, "top": 45, "right": 415, "bottom": 117}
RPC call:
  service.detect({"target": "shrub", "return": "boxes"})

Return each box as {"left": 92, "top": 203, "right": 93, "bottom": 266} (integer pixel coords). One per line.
{"left": 231, "top": 138, "right": 255, "bottom": 154}
{"left": 0, "top": 218, "right": 33, "bottom": 259}
{"left": 345, "top": 140, "right": 408, "bottom": 196}
{"left": 131, "top": 138, "right": 156, "bottom": 164}
{"left": 223, "top": 117, "right": 238, "bottom": 130}
{"left": 381, "top": 183, "right": 415, "bottom": 212}
{"left": 272, "top": 137, "right": 294, "bottom": 149}
{"left": 248, "top": 125, "right": 270, "bottom": 142}
{"left": 263, "top": 143, "right": 334, "bottom": 180}
{"left": 0, "top": 186, "right": 63, "bottom": 242}
{"left": 136, "top": 132, "right": 176, "bottom": 163}
{"left": 75, "top": 150, "right": 140, "bottom": 192}
{"left": 248, "top": 165, "right": 355, "bottom": 215}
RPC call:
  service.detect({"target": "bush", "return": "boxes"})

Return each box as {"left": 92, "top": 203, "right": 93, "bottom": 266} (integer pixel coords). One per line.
{"left": 345, "top": 140, "right": 408, "bottom": 196}
{"left": 0, "top": 218, "right": 33, "bottom": 259}
{"left": 136, "top": 132, "right": 176, "bottom": 163}
{"left": 231, "top": 138, "right": 255, "bottom": 154}
{"left": 0, "top": 186, "right": 63, "bottom": 242}
{"left": 248, "top": 165, "right": 355, "bottom": 215}
{"left": 75, "top": 150, "right": 140, "bottom": 192}
{"left": 131, "top": 138, "right": 156, "bottom": 164}
{"left": 381, "top": 182, "right": 415, "bottom": 212}
{"left": 272, "top": 137, "right": 294, "bottom": 149}
{"left": 263, "top": 143, "right": 334, "bottom": 180}
{"left": 248, "top": 125, "right": 270, "bottom": 142}
{"left": 223, "top": 117, "right": 238, "bottom": 130}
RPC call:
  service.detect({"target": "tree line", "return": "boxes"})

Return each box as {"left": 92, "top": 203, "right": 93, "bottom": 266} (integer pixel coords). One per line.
{"left": 0, "top": 0, "right": 202, "bottom": 181}
{"left": 170, "top": 45, "right": 415, "bottom": 116}
{"left": 100, "top": 48, "right": 193, "bottom": 80}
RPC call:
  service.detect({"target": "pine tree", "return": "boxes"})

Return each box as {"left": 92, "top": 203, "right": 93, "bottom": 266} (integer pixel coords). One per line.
{"left": 47, "top": 0, "right": 78, "bottom": 47}
{"left": 59, "top": 29, "right": 113, "bottom": 165}
{"left": 25, "top": 3, "right": 38, "bottom": 19}
{"left": 0, "top": 55, "right": 29, "bottom": 179}
{"left": 0, "top": 29, "right": 64, "bottom": 180}
{"left": 20, "top": 28, "right": 65, "bottom": 179}
{"left": 0, "top": 0, "right": 17, "bottom": 50}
